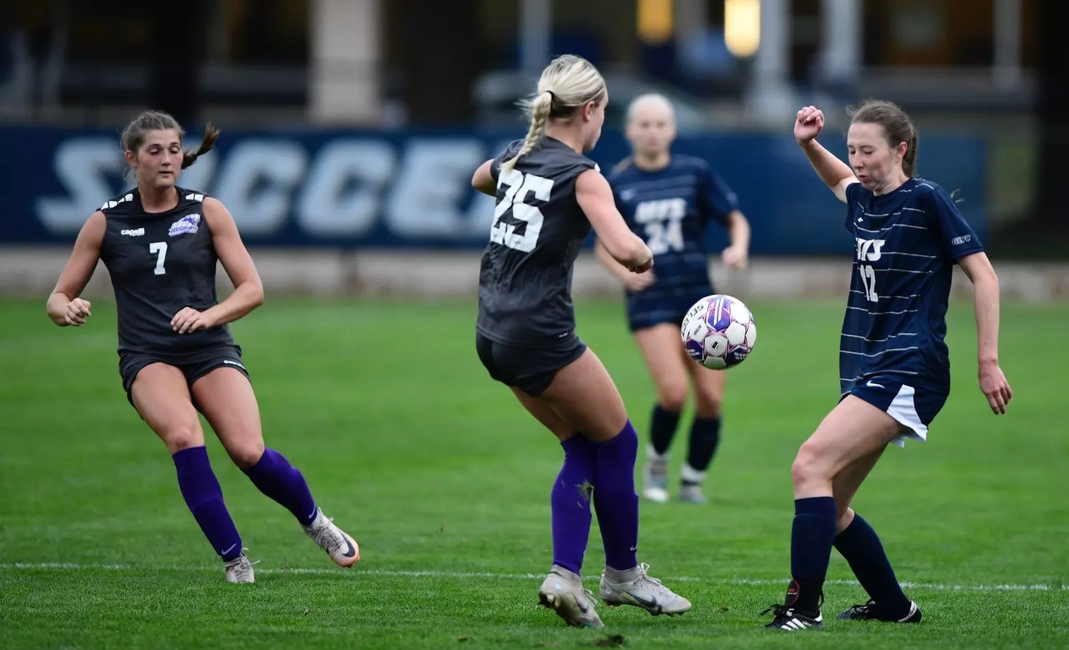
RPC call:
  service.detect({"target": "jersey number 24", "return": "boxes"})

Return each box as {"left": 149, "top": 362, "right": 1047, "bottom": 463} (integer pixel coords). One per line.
{"left": 490, "top": 169, "right": 554, "bottom": 253}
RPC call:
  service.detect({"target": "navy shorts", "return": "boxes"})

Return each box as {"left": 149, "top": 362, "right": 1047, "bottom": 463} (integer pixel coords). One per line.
{"left": 475, "top": 332, "right": 587, "bottom": 397}
{"left": 844, "top": 374, "right": 949, "bottom": 447}
{"left": 625, "top": 283, "right": 715, "bottom": 332}
{"left": 118, "top": 344, "right": 250, "bottom": 406}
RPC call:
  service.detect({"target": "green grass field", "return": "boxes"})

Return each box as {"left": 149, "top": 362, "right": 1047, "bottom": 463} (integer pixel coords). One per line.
{"left": 1, "top": 296, "right": 1067, "bottom": 649}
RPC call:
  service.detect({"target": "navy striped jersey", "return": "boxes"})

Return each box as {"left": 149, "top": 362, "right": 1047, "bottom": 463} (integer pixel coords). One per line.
{"left": 477, "top": 136, "right": 599, "bottom": 345}
{"left": 98, "top": 187, "right": 235, "bottom": 355}
{"left": 840, "top": 178, "right": 983, "bottom": 395}
{"left": 608, "top": 155, "right": 738, "bottom": 297}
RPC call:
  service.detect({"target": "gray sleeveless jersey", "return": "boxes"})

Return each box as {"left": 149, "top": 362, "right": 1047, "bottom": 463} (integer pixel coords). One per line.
{"left": 476, "top": 137, "right": 599, "bottom": 346}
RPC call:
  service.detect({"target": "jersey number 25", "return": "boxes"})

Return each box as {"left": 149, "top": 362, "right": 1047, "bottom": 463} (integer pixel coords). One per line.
{"left": 490, "top": 169, "right": 554, "bottom": 253}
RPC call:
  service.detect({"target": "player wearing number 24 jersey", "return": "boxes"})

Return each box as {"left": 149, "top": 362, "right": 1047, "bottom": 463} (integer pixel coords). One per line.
{"left": 472, "top": 54, "right": 692, "bottom": 629}
{"left": 46, "top": 111, "right": 359, "bottom": 584}
{"left": 598, "top": 93, "right": 752, "bottom": 506}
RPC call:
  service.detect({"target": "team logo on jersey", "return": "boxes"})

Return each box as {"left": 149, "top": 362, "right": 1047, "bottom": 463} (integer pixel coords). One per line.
{"left": 168, "top": 214, "right": 201, "bottom": 237}
{"left": 950, "top": 234, "right": 972, "bottom": 246}
{"left": 855, "top": 237, "right": 886, "bottom": 261}
{"left": 120, "top": 227, "right": 144, "bottom": 237}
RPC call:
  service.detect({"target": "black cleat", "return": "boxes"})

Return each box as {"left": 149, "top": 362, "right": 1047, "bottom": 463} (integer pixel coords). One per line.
{"left": 837, "top": 599, "right": 922, "bottom": 623}
{"left": 762, "top": 604, "right": 825, "bottom": 631}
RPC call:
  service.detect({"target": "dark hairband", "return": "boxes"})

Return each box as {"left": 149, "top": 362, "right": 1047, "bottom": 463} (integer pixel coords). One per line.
{"left": 545, "top": 90, "right": 557, "bottom": 102}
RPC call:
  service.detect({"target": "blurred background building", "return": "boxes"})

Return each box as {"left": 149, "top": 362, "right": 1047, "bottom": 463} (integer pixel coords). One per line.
{"left": 0, "top": 0, "right": 1063, "bottom": 272}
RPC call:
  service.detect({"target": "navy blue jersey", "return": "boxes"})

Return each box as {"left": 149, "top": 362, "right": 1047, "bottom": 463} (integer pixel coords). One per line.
{"left": 607, "top": 155, "right": 739, "bottom": 330}
{"left": 840, "top": 178, "right": 983, "bottom": 395}
{"left": 98, "top": 187, "right": 235, "bottom": 355}
{"left": 476, "top": 137, "right": 599, "bottom": 346}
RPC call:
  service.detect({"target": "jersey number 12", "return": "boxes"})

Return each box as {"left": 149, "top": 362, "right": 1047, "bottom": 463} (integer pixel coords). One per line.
{"left": 149, "top": 241, "right": 168, "bottom": 275}
{"left": 490, "top": 169, "right": 555, "bottom": 253}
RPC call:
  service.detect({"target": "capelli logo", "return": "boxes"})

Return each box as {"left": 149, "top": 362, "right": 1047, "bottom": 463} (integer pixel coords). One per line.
{"left": 121, "top": 228, "right": 145, "bottom": 237}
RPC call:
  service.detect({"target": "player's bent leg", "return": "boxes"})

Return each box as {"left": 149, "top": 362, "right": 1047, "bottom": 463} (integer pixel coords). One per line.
{"left": 511, "top": 388, "right": 603, "bottom": 627}
{"left": 680, "top": 353, "right": 727, "bottom": 503}
{"left": 766, "top": 397, "right": 905, "bottom": 630}
{"left": 831, "top": 448, "right": 919, "bottom": 623}
{"left": 130, "top": 364, "right": 249, "bottom": 581}
{"left": 540, "top": 350, "right": 692, "bottom": 617}
{"left": 633, "top": 324, "right": 689, "bottom": 504}
{"left": 192, "top": 367, "right": 359, "bottom": 568}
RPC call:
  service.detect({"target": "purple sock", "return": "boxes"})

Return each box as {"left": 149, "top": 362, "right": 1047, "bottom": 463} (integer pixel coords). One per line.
{"left": 592, "top": 420, "right": 640, "bottom": 571}
{"left": 173, "top": 446, "right": 242, "bottom": 562}
{"left": 241, "top": 448, "right": 318, "bottom": 526}
{"left": 551, "top": 435, "right": 597, "bottom": 574}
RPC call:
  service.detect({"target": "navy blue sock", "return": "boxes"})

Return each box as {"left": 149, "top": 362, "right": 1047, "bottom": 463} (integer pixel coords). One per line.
{"left": 788, "top": 496, "right": 837, "bottom": 613}
{"left": 550, "top": 436, "right": 597, "bottom": 574}
{"left": 834, "top": 514, "right": 911, "bottom": 617}
{"left": 592, "top": 420, "right": 640, "bottom": 571}
{"left": 649, "top": 405, "right": 681, "bottom": 456}
{"left": 684, "top": 416, "right": 721, "bottom": 479}
{"left": 173, "top": 446, "right": 243, "bottom": 562}
{"left": 242, "top": 448, "right": 318, "bottom": 526}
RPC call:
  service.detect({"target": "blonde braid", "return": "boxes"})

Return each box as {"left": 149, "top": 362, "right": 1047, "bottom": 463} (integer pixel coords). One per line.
{"left": 501, "top": 90, "right": 553, "bottom": 174}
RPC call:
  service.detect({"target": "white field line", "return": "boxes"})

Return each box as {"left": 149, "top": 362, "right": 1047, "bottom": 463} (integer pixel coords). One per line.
{"left": 1, "top": 562, "right": 1066, "bottom": 592}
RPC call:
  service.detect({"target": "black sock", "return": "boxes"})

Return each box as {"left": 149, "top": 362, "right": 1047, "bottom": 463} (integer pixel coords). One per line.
{"left": 788, "top": 496, "right": 837, "bottom": 614}
{"left": 834, "top": 513, "right": 911, "bottom": 618}
{"left": 649, "top": 404, "right": 682, "bottom": 456}
{"left": 684, "top": 416, "right": 721, "bottom": 481}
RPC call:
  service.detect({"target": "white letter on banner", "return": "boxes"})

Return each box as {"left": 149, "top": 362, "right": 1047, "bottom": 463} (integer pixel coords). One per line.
{"left": 212, "top": 140, "right": 307, "bottom": 236}
{"left": 384, "top": 139, "right": 486, "bottom": 238}
{"left": 296, "top": 140, "right": 396, "bottom": 238}
{"left": 36, "top": 138, "right": 126, "bottom": 234}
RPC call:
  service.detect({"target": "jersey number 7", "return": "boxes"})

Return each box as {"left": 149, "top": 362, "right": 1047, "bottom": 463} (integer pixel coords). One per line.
{"left": 490, "top": 169, "right": 555, "bottom": 253}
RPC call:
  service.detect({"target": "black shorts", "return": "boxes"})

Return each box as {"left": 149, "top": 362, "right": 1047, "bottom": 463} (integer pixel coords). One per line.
{"left": 118, "top": 344, "right": 249, "bottom": 406}
{"left": 475, "top": 332, "right": 587, "bottom": 397}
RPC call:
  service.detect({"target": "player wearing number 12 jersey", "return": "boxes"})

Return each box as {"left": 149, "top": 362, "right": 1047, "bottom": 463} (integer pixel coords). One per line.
{"left": 472, "top": 54, "right": 691, "bottom": 629}
{"left": 599, "top": 93, "right": 751, "bottom": 505}
{"left": 761, "top": 99, "right": 1013, "bottom": 632}
{"left": 46, "top": 111, "right": 359, "bottom": 584}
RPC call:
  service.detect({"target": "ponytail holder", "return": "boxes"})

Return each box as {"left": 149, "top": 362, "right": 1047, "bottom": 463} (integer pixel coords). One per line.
{"left": 545, "top": 90, "right": 557, "bottom": 102}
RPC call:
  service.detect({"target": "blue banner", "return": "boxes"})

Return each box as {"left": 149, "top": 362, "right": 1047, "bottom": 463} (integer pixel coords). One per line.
{"left": 0, "top": 126, "right": 987, "bottom": 254}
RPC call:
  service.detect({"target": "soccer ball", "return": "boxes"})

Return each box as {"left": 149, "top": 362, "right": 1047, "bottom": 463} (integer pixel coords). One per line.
{"left": 680, "top": 294, "right": 757, "bottom": 370}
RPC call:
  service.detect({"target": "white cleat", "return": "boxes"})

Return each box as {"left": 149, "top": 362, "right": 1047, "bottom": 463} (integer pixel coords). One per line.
{"left": 678, "top": 483, "right": 707, "bottom": 504}
{"left": 303, "top": 507, "right": 360, "bottom": 568}
{"left": 224, "top": 551, "right": 255, "bottom": 584}
{"left": 538, "top": 566, "right": 604, "bottom": 628}
{"left": 642, "top": 451, "right": 670, "bottom": 504}
{"left": 600, "top": 563, "right": 692, "bottom": 616}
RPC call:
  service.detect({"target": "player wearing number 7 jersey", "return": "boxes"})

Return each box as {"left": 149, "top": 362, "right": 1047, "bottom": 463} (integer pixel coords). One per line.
{"left": 600, "top": 93, "right": 751, "bottom": 505}
{"left": 472, "top": 55, "right": 691, "bottom": 629}
{"left": 46, "top": 111, "right": 359, "bottom": 583}
{"left": 762, "top": 99, "right": 1013, "bottom": 632}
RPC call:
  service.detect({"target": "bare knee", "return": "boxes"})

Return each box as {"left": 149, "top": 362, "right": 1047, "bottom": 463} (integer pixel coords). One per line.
{"left": 694, "top": 390, "right": 722, "bottom": 419}
{"left": 790, "top": 441, "right": 834, "bottom": 495}
{"left": 224, "top": 437, "right": 265, "bottom": 469}
{"left": 656, "top": 381, "right": 689, "bottom": 413}
{"left": 161, "top": 424, "right": 204, "bottom": 455}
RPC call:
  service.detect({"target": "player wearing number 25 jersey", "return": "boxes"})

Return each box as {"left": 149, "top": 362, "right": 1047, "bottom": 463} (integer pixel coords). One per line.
{"left": 761, "top": 99, "right": 1012, "bottom": 633}
{"left": 47, "top": 111, "right": 359, "bottom": 584}
{"left": 472, "top": 54, "right": 691, "bottom": 629}
{"left": 599, "top": 93, "right": 751, "bottom": 506}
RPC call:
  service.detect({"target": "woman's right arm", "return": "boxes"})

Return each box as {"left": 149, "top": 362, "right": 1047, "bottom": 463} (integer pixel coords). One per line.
{"left": 47, "top": 211, "right": 106, "bottom": 326}
{"left": 575, "top": 170, "right": 653, "bottom": 272}
{"left": 794, "top": 106, "right": 857, "bottom": 204}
